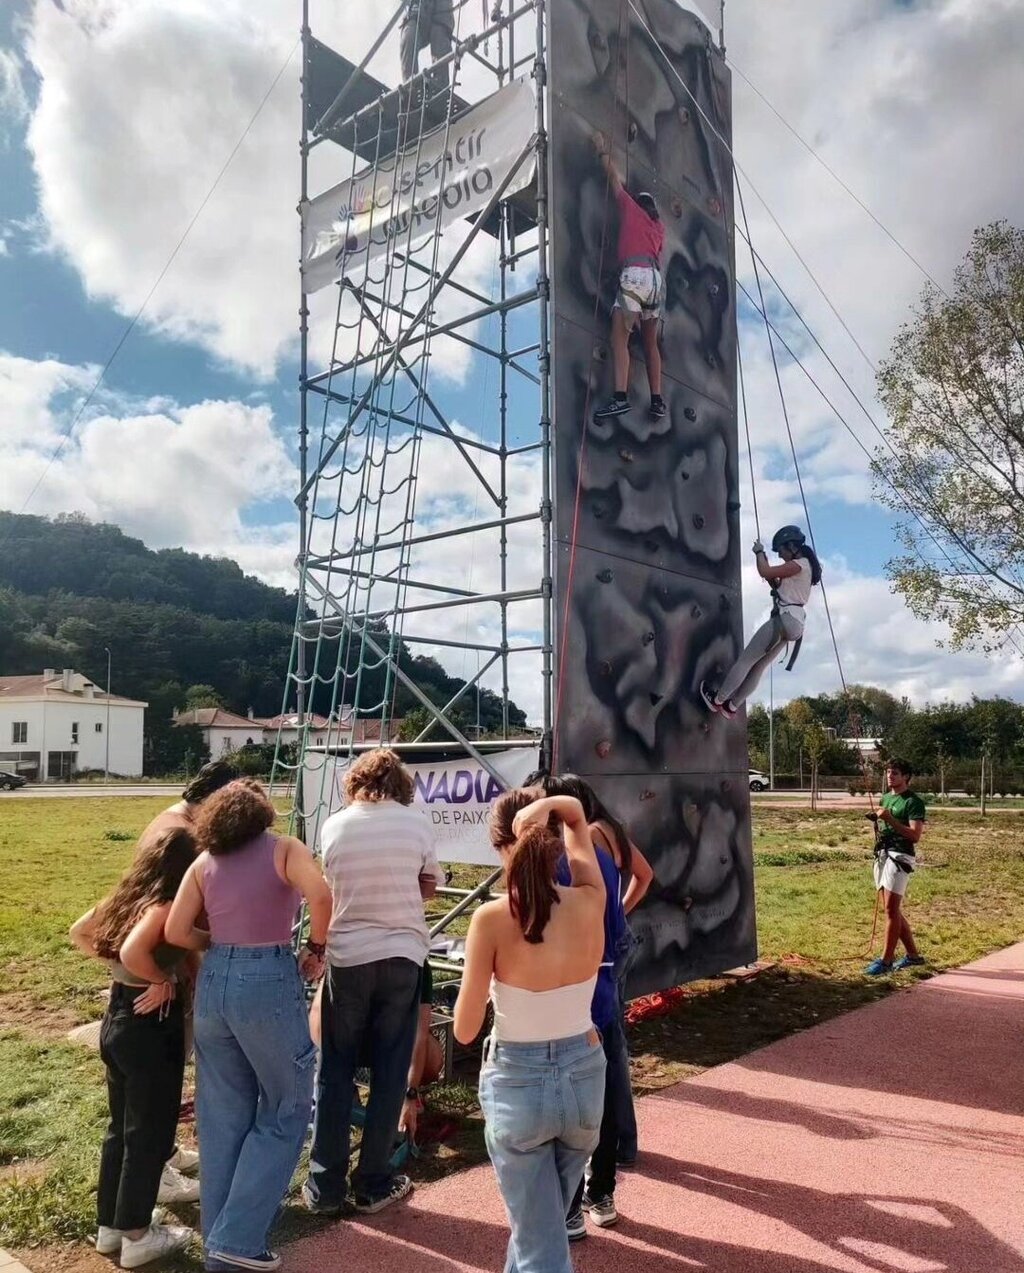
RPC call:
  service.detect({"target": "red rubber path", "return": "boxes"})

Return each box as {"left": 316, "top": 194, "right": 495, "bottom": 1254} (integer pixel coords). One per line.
{"left": 285, "top": 943, "right": 1024, "bottom": 1272}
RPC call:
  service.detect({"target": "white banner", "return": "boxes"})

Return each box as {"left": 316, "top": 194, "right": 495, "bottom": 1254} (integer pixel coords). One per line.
{"left": 301, "top": 78, "right": 537, "bottom": 294}
{"left": 301, "top": 747, "right": 540, "bottom": 866}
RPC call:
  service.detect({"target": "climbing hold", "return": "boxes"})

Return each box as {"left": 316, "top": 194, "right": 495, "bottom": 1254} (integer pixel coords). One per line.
{"left": 649, "top": 692, "right": 662, "bottom": 706}
{"left": 671, "top": 196, "right": 683, "bottom": 219}
{"left": 643, "top": 537, "right": 659, "bottom": 553}
{"left": 593, "top": 499, "right": 608, "bottom": 520}
{"left": 684, "top": 406, "right": 697, "bottom": 421}
{"left": 719, "top": 594, "right": 730, "bottom": 611}
{"left": 596, "top": 740, "right": 612, "bottom": 759}
{"left": 693, "top": 514, "right": 705, "bottom": 529}
{"left": 641, "top": 630, "right": 655, "bottom": 646}
{"left": 707, "top": 281, "right": 720, "bottom": 297}
{"left": 627, "top": 120, "right": 638, "bottom": 142}
{"left": 707, "top": 195, "right": 722, "bottom": 216}
{"left": 682, "top": 896, "right": 694, "bottom": 912}
{"left": 690, "top": 604, "right": 702, "bottom": 619}
{"left": 598, "top": 660, "right": 612, "bottom": 676}
{"left": 618, "top": 448, "right": 634, "bottom": 463}
{"left": 679, "top": 469, "right": 690, "bottom": 481}
{"left": 639, "top": 789, "right": 655, "bottom": 802}
{"left": 720, "top": 779, "right": 731, "bottom": 795}
{"left": 597, "top": 568, "right": 613, "bottom": 583}
{"left": 678, "top": 107, "right": 690, "bottom": 125}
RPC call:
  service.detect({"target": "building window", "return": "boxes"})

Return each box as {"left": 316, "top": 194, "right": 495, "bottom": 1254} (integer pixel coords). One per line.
{"left": 71, "top": 722, "right": 79, "bottom": 744}
{"left": 12, "top": 722, "right": 27, "bottom": 745}
{"left": 95, "top": 722, "right": 103, "bottom": 734}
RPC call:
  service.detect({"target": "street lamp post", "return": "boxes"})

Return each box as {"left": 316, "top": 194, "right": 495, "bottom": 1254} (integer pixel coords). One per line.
{"left": 104, "top": 647, "right": 111, "bottom": 784}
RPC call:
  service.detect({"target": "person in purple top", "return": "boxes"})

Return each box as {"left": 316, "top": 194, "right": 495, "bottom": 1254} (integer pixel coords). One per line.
{"left": 167, "top": 781, "right": 332, "bottom": 1273}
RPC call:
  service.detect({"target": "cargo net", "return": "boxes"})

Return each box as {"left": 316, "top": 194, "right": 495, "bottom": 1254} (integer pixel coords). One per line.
{"left": 270, "top": 2, "right": 545, "bottom": 847}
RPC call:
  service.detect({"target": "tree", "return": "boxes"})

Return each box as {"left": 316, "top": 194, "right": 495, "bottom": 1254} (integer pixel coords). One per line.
{"left": 184, "top": 684, "right": 226, "bottom": 710}
{"left": 804, "top": 722, "right": 829, "bottom": 810}
{"left": 875, "top": 222, "right": 1024, "bottom": 650}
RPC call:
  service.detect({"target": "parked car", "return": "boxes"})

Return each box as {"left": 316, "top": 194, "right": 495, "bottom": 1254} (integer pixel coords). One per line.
{"left": 749, "top": 769, "right": 770, "bottom": 793}
{"left": 0, "top": 771, "right": 27, "bottom": 791}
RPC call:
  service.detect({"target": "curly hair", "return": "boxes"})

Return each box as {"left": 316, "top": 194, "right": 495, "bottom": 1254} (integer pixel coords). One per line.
{"left": 343, "top": 748, "right": 414, "bottom": 806}
{"left": 93, "top": 827, "right": 196, "bottom": 960}
{"left": 194, "top": 779, "right": 276, "bottom": 856}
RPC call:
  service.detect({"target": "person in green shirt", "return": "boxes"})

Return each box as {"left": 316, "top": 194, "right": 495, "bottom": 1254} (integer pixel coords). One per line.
{"left": 865, "top": 759, "right": 927, "bottom": 975}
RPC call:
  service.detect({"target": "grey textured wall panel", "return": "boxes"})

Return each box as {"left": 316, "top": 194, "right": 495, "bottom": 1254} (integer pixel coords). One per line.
{"left": 548, "top": 0, "right": 755, "bottom": 991}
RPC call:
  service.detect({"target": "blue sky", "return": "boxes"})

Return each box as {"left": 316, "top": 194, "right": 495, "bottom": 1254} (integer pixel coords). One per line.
{"left": 2, "top": 0, "right": 1023, "bottom": 721}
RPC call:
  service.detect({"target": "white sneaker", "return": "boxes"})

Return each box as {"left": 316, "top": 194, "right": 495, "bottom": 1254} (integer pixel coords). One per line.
{"left": 157, "top": 1163, "right": 200, "bottom": 1204}
{"left": 166, "top": 1145, "right": 200, "bottom": 1175}
{"left": 96, "top": 1225, "right": 124, "bottom": 1255}
{"left": 120, "top": 1223, "right": 191, "bottom": 1269}
{"left": 96, "top": 1211, "right": 163, "bottom": 1255}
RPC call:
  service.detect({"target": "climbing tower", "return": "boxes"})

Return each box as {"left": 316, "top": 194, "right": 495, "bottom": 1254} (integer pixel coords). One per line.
{"left": 279, "top": 0, "right": 754, "bottom": 996}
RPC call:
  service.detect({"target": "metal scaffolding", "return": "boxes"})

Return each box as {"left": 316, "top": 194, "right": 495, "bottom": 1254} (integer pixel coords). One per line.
{"left": 271, "top": 1, "right": 550, "bottom": 833}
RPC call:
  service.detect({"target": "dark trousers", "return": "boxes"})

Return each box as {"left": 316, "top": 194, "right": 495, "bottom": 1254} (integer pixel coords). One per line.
{"left": 569, "top": 1014, "right": 628, "bottom": 1210}
{"left": 400, "top": 4, "right": 454, "bottom": 86}
{"left": 307, "top": 958, "right": 420, "bottom": 1206}
{"left": 97, "top": 984, "right": 185, "bottom": 1231}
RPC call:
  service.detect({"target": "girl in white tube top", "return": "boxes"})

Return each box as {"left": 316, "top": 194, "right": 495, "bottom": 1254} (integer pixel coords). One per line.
{"left": 454, "top": 793, "right": 607, "bottom": 1273}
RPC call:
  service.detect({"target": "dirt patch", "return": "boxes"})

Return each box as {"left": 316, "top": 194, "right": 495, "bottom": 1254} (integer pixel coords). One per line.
{"left": 11, "top": 1246, "right": 113, "bottom": 1273}
{"left": 0, "top": 992, "right": 88, "bottom": 1039}
{"left": 0, "top": 1160, "right": 46, "bottom": 1185}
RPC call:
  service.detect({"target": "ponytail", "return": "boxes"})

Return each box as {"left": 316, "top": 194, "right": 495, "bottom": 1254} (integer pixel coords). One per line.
{"left": 799, "top": 545, "right": 823, "bottom": 586}
{"left": 506, "top": 826, "right": 562, "bottom": 944}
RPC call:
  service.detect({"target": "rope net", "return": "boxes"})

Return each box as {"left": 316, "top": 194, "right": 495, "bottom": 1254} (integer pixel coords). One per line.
{"left": 271, "top": 3, "right": 547, "bottom": 848}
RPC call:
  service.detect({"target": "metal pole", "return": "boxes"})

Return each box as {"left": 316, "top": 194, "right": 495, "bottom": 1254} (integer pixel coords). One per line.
{"left": 534, "top": 0, "right": 553, "bottom": 741}
{"left": 718, "top": 0, "right": 726, "bottom": 54}
{"left": 769, "top": 662, "right": 775, "bottom": 790}
{"left": 294, "top": 0, "right": 311, "bottom": 843}
{"left": 312, "top": 0, "right": 412, "bottom": 135}
{"left": 104, "top": 647, "right": 111, "bottom": 783}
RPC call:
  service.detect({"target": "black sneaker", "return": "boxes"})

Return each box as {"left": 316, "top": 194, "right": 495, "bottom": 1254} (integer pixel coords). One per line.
{"left": 594, "top": 394, "right": 630, "bottom": 421}
{"left": 301, "top": 1182, "right": 346, "bottom": 1216}
{"left": 566, "top": 1208, "right": 586, "bottom": 1241}
{"left": 699, "top": 680, "right": 721, "bottom": 713}
{"left": 649, "top": 395, "right": 667, "bottom": 418}
{"left": 353, "top": 1174, "right": 413, "bottom": 1214}
{"left": 582, "top": 1191, "right": 618, "bottom": 1227}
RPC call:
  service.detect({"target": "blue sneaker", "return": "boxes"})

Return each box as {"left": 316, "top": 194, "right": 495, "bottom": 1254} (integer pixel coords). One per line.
{"left": 864, "top": 958, "right": 893, "bottom": 976}
{"left": 893, "top": 954, "right": 926, "bottom": 971}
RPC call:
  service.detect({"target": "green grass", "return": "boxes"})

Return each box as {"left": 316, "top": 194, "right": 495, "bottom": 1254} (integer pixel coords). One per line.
{"left": 1, "top": 797, "right": 1023, "bottom": 1262}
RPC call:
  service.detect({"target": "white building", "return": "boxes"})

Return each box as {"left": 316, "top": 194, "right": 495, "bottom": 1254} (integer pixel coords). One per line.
{"left": 172, "top": 707, "right": 265, "bottom": 758}
{"left": 0, "top": 669, "right": 147, "bottom": 781}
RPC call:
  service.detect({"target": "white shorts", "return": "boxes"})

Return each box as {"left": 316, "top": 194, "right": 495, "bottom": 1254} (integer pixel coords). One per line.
{"left": 615, "top": 265, "right": 662, "bottom": 322}
{"left": 874, "top": 854, "right": 912, "bottom": 897}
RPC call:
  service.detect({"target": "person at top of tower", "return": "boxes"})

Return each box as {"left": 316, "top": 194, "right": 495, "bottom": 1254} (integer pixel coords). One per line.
{"left": 400, "top": 0, "right": 456, "bottom": 104}
{"left": 700, "top": 525, "right": 822, "bottom": 717}
{"left": 591, "top": 130, "right": 666, "bottom": 424}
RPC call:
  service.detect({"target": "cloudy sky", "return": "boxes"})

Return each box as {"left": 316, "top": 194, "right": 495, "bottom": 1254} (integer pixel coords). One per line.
{"left": 2, "top": 0, "right": 1023, "bottom": 723}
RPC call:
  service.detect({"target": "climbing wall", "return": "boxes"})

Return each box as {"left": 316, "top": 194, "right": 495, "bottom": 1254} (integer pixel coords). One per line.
{"left": 547, "top": 0, "right": 755, "bottom": 994}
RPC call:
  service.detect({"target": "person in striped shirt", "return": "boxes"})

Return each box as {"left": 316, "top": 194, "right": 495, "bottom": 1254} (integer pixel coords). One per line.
{"left": 304, "top": 749, "right": 444, "bottom": 1217}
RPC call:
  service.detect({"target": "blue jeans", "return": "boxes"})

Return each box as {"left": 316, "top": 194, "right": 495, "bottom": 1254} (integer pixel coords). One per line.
{"left": 194, "top": 945, "right": 316, "bottom": 1260}
{"left": 480, "top": 1032, "right": 606, "bottom": 1273}
{"left": 306, "top": 957, "right": 421, "bottom": 1206}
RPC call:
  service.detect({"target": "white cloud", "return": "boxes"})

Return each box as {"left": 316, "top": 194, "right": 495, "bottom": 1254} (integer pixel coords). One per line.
{"left": 0, "top": 350, "right": 297, "bottom": 563}
{"left": 0, "top": 48, "right": 29, "bottom": 145}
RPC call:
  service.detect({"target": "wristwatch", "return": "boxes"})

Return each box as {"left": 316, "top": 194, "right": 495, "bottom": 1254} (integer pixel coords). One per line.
{"left": 405, "top": 1086, "right": 419, "bottom": 1101}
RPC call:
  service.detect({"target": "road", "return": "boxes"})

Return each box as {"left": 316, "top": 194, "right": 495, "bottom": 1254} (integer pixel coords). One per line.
{"left": 1, "top": 784, "right": 293, "bottom": 799}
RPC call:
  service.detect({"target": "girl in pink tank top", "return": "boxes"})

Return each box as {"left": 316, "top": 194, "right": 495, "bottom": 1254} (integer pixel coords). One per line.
{"left": 165, "top": 781, "right": 333, "bottom": 1267}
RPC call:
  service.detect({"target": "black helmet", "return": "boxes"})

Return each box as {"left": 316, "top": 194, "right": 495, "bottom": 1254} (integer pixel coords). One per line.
{"left": 635, "top": 191, "right": 659, "bottom": 219}
{"left": 772, "top": 525, "right": 806, "bottom": 552}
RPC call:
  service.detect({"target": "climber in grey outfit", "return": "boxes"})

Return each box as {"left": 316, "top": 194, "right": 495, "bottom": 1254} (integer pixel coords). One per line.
{"left": 700, "top": 526, "right": 822, "bottom": 718}
{"left": 400, "top": 0, "right": 456, "bottom": 95}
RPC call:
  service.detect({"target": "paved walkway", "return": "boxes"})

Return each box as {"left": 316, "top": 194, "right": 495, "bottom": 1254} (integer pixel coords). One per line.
{"left": 286, "top": 942, "right": 1024, "bottom": 1273}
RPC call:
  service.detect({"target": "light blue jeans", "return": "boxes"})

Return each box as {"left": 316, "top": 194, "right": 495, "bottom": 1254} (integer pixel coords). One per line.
{"left": 194, "top": 945, "right": 316, "bottom": 1260}
{"left": 480, "top": 1032, "right": 606, "bottom": 1273}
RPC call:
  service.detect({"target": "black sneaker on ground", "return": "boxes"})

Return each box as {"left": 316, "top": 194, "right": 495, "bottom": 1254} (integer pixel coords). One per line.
{"left": 699, "top": 680, "right": 721, "bottom": 713}
{"left": 566, "top": 1209, "right": 587, "bottom": 1241}
{"left": 582, "top": 1191, "right": 618, "bottom": 1227}
{"left": 593, "top": 394, "right": 630, "bottom": 422}
{"left": 300, "top": 1182, "right": 346, "bottom": 1216}
{"left": 353, "top": 1174, "right": 413, "bottom": 1214}
{"left": 206, "top": 1253, "right": 281, "bottom": 1272}
{"left": 649, "top": 395, "right": 667, "bottom": 418}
